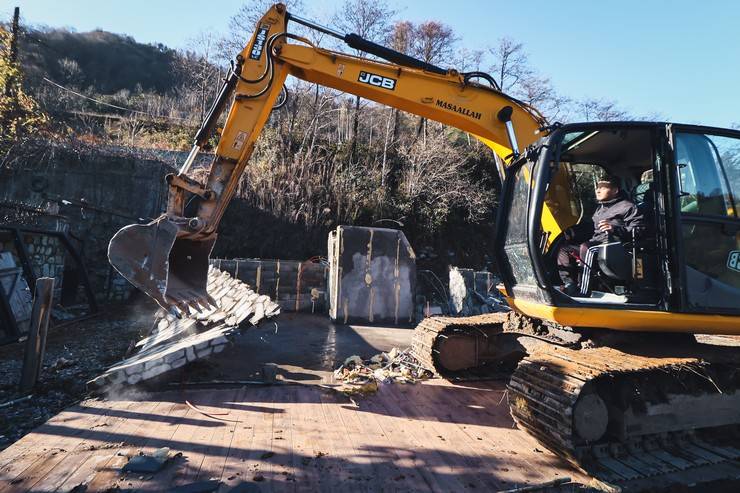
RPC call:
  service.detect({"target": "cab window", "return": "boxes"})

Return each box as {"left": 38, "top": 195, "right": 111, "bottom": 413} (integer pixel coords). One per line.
{"left": 675, "top": 133, "right": 738, "bottom": 217}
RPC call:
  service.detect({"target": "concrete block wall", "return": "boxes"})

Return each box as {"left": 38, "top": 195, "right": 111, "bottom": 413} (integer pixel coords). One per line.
{"left": 88, "top": 266, "right": 280, "bottom": 389}
{"left": 213, "top": 258, "right": 328, "bottom": 313}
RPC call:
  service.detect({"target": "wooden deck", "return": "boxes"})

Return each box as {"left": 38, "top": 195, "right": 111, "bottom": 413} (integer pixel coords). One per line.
{"left": 0, "top": 379, "right": 587, "bottom": 492}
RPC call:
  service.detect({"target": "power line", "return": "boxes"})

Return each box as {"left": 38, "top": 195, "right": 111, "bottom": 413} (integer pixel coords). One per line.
{"left": 41, "top": 76, "right": 189, "bottom": 122}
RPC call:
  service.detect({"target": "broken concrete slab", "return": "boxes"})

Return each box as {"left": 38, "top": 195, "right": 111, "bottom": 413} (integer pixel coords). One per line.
{"left": 88, "top": 267, "right": 280, "bottom": 390}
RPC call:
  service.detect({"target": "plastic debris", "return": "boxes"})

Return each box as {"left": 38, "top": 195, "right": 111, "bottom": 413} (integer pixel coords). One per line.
{"left": 122, "top": 447, "right": 171, "bottom": 473}
{"left": 333, "top": 347, "right": 433, "bottom": 395}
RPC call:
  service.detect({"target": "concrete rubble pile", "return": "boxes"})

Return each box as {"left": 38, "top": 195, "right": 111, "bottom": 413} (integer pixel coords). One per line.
{"left": 449, "top": 266, "right": 509, "bottom": 316}
{"left": 88, "top": 266, "right": 280, "bottom": 389}
{"left": 333, "top": 347, "right": 432, "bottom": 395}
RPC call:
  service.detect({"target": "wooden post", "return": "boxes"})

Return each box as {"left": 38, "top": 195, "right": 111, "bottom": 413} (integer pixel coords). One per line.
{"left": 19, "top": 277, "right": 54, "bottom": 394}
{"left": 5, "top": 7, "right": 19, "bottom": 97}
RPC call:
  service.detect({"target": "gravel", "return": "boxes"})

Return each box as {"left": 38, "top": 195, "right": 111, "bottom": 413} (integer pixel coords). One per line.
{"left": 0, "top": 302, "right": 157, "bottom": 451}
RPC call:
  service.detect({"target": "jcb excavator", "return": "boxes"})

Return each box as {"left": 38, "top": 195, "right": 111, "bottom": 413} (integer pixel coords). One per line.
{"left": 109, "top": 3, "right": 740, "bottom": 484}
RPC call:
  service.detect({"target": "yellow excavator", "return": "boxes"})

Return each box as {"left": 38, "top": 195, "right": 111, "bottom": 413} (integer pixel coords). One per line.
{"left": 109, "top": 3, "right": 740, "bottom": 484}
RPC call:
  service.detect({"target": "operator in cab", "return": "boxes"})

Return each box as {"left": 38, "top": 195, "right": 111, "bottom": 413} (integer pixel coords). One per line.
{"left": 557, "top": 174, "right": 646, "bottom": 296}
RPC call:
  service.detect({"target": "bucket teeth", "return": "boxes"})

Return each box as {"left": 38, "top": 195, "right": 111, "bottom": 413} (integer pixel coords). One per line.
{"left": 108, "top": 217, "right": 217, "bottom": 312}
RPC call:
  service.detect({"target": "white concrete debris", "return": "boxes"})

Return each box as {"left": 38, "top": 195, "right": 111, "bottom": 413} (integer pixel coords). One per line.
{"left": 88, "top": 266, "right": 280, "bottom": 389}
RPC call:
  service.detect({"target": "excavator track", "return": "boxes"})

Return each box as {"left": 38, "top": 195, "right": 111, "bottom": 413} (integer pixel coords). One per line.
{"left": 411, "top": 313, "right": 509, "bottom": 379}
{"left": 411, "top": 312, "right": 578, "bottom": 380}
{"left": 508, "top": 344, "right": 740, "bottom": 485}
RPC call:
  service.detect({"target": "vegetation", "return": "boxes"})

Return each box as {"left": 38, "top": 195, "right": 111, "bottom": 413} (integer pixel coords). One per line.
{"left": 0, "top": 25, "right": 47, "bottom": 166}
{"left": 4, "top": 0, "right": 641, "bottom": 268}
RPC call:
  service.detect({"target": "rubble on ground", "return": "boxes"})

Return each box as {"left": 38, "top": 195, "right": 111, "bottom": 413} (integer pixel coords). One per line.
{"left": 0, "top": 308, "right": 144, "bottom": 451}
{"left": 87, "top": 267, "right": 280, "bottom": 390}
{"left": 332, "top": 347, "right": 433, "bottom": 395}
{"left": 449, "top": 266, "right": 509, "bottom": 316}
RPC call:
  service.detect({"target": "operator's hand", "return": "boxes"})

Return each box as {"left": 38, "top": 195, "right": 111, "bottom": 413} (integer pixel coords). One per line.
{"left": 598, "top": 220, "right": 613, "bottom": 233}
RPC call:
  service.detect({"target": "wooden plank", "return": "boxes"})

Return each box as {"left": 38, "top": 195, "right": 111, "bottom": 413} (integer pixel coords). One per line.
{"left": 422, "top": 380, "right": 575, "bottom": 488}
{"left": 167, "top": 389, "right": 234, "bottom": 488}
{"left": 311, "top": 389, "right": 361, "bottom": 492}
{"left": 132, "top": 396, "right": 212, "bottom": 492}
{"left": 194, "top": 388, "right": 241, "bottom": 482}
{"left": 217, "top": 387, "right": 270, "bottom": 486}
{"left": 290, "top": 385, "right": 326, "bottom": 492}
{"left": 58, "top": 396, "right": 186, "bottom": 491}
{"left": 0, "top": 399, "right": 142, "bottom": 493}
{"left": 418, "top": 380, "right": 576, "bottom": 489}
{"left": 78, "top": 399, "right": 182, "bottom": 492}
{"left": 395, "top": 382, "right": 504, "bottom": 491}
{"left": 316, "top": 390, "right": 364, "bottom": 490}
{"left": 378, "top": 383, "right": 489, "bottom": 491}
{"left": 224, "top": 385, "right": 277, "bottom": 486}
{"left": 355, "top": 389, "right": 439, "bottom": 492}
{"left": 269, "top": 384, "right": 298, "bottom": 492}
{"left": 0, "top": 398, "right": 112, "bottom": 473}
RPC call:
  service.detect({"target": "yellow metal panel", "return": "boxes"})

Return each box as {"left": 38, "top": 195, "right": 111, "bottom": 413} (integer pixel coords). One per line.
{"left": 505, "top": 297, "right": 740, "bottom": 335}
{"left": 277, "top": 44, "right": 544, "bottom": 161}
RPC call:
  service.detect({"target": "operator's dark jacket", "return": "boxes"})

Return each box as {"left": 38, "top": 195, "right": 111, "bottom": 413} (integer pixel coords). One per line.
{"left": 567, "top": 193, "right": 646, "bottom": 244}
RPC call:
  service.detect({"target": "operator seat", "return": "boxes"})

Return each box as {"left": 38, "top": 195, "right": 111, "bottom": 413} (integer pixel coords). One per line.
{"left": 580, "top": 170, "right": 659, "bottom": 298}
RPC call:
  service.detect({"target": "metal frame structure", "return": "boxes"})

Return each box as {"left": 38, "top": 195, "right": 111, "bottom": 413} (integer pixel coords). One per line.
{"left": 0, "top": 224, "right": 99, "bottom": 345}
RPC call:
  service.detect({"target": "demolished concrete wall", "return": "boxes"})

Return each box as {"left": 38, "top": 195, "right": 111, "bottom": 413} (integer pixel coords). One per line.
{"left": 88, "top": 266, "right": 280, "bottom": 389}
{"left": 449, "top": 267, "right": 506, "bottom": 315}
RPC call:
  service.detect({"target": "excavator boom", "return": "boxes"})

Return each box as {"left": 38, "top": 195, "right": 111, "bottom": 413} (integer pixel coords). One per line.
{"left": 108, "top": 3, "right": 546, "bottom": 313}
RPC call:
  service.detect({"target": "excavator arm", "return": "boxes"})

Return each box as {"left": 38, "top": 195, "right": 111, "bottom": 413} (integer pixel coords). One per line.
{"left": 108, "top": 3, "right": 547, "bottom": 312}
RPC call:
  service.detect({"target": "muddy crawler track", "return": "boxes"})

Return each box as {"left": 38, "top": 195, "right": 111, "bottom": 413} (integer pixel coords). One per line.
{"left": 509, "top": 345, "right": 740, "bottom": 484}
{"left": 411, "top": 312, "right": 577, "bottom": 379}
{"left": 411, "top": 313, "right": 509, "bottom": 379}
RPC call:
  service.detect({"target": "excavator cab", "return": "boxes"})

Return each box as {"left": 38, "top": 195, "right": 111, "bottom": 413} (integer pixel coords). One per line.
{"left": 495, "top": 122, "right": 740, "bottom": 331}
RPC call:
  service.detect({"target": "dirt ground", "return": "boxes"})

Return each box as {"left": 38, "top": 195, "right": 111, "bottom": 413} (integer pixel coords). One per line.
{"left": 0, "top": 300, "right": 158, "bottom": 451}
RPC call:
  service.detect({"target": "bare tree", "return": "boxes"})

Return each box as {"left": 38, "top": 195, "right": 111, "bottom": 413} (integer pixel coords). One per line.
{"left": 411, "top": 21, "right": 456, "bottom": 67}
{"left": 518, "top": 75, "right": 570, "bottom": 122}
{"left": 453, "top": 47, "right": 484, "bottom": 74}
{"left": 408, "top": 21, "right": 457, "bottom": 138}
{"left": 218, "top": 0, "right": 306, "bottom": 63}
{"left": 333, "top": 0, "right": 397, "bottom": 160}
{"left": 488, "top": 38, "right": 532, "bottom": 94}
{"left": 178, "top": 31, "right": 222, "bottom": 123}
{"left": 574, "top": 98, "right": 631, "bottom": 122}
{"left": 486, "top": 37, "right": 569, "bottom": 123}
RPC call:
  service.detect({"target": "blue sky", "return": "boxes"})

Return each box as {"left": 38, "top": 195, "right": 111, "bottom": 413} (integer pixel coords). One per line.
{"left": 3, "top": 0, "right": 739, "bottom": 128}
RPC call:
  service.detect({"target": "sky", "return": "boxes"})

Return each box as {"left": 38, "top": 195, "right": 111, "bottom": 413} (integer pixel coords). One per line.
{"left": 3, "top": 0, "right": 739, "bottom": 128}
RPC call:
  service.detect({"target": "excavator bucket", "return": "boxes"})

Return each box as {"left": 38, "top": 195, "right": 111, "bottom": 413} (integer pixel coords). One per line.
{"left": 108, "top": 217, "right": 216, "bottom": 312}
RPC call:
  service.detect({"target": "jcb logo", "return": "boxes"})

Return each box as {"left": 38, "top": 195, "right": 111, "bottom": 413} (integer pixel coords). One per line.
{"left": 358, "top": 71, "right": 396, "bottom": 90}
{"left": 249, "top": 25, "right": 270, "bottom": 60}
{"left": 728, "top": 250, "right": 740, "bottom": 273}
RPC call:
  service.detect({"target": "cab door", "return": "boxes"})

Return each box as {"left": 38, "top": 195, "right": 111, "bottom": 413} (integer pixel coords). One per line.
{"left": 494, "top": 147, "right": 555, "bottom": 305}
{"left": 668, "top": 125, "right": 740, "bottom": 314}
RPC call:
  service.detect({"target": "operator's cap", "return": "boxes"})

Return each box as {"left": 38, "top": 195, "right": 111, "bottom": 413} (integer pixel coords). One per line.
{"left": 595, "top": 172, "right": 620, "bottom": 189}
